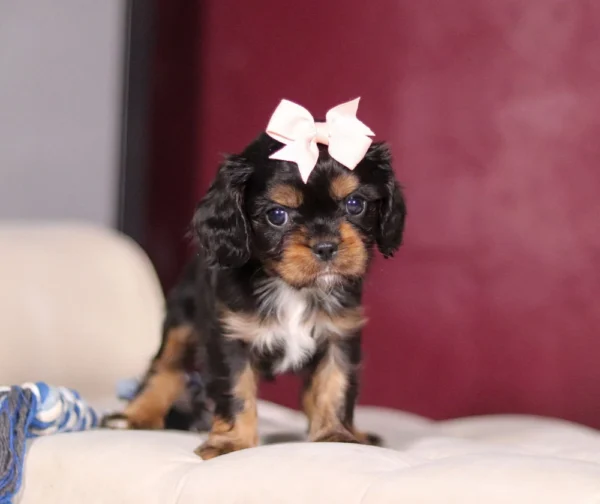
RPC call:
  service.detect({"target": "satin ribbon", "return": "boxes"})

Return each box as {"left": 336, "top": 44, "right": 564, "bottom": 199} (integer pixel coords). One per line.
{"left": 266, "top": 98, "right": 374, "bottom": 182}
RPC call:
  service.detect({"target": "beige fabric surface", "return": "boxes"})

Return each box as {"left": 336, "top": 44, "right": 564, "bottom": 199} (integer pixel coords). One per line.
{"left": 0, "top": 222, "right": 163, "bottom": 397}
{"left": 20, "top": 403, "right": 600, "bottom": 504}
{"left": 3, "top": 223, "right": 600, "bottom": 503}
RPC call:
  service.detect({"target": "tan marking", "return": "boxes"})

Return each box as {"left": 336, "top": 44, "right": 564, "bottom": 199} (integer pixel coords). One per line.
{"left": 269, "top": 184, "right": 303, "bottom": 208}
{"left": 313, "top": 428, "right": 360, "bottom": 443}
{"left": 333, "top": 221, "right": 368, "bottom": 277}
{"left": 270, "top": 221, "right": 368, "bottom": 287}
{"left": 352, "top": 428, "right": 380, "bottom": 446}
{"left": 119, "top": 325, "right": 192, "bottom": 429}
{"left": 316, "top": 307, "right": 367, "bottom": 339}
{"left": 154, "top": 325, "right": 193, "bottom": 371}
{"left": 272, "top": 227, "right": 321, "bottom": 288}
{"left": 303, "top": 346, "right": 356, "bottom": 441}
{"left": 330, "top": 173, "right": 359, "bottom": 200}
{"left": 196, "top": 364, "right": 259, "bottom": 460}
{"left": 123, "top": 370, "right": 186, "bottom": 429}
{"left": 220, "top": 308, "right": 263, "bottom": 344}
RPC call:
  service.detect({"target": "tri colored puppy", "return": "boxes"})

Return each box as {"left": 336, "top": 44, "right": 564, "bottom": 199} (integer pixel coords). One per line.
{"left": 104, "top": 99, "right": 406, "bottom": 459}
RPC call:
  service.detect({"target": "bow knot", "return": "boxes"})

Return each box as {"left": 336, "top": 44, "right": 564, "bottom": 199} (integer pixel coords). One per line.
{"left": 266, "top": 98, "right": 374, "bottom": 183}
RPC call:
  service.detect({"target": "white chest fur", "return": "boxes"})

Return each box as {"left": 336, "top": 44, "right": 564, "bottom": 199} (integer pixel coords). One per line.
{"left": 221, "top": 280, "right": 346, "bottom": 374}
{"left": 253, "top": 284, "right": 321, "bottom": 372}
{"left": 255, "top": 282, "right": 320, "bottom": 373}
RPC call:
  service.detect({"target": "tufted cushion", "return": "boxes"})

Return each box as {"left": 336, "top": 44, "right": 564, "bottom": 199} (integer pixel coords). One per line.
{"left": 18, "top": 402, "right": 600, "bottom": 503}
{"left": 4, "top": 223, "right": 600, "bottom": 502}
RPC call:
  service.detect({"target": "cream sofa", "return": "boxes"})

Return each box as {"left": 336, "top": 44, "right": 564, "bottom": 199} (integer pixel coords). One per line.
{"left": 2, "top": 223, "right": 600, "bottom": 503}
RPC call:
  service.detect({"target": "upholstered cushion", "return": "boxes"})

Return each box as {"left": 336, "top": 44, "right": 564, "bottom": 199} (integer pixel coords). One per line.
{"left": 18, "top": 402, "right": 600, "bottom": 503}
{"left": 0, "top": 223, "right": 163, "bottom": 398}
{"left": 4, "top": 223, "right": 600, "bottom": 502}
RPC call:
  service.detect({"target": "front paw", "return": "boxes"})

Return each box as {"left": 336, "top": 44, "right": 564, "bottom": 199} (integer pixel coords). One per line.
{"left": 195, "top": 437, "right": 253, "bottom": 460}
{"left": 195, "top": 439, "right": 235, "bottom": 460}
{"left": 353, "top": 429, "right": 383, "bottom": 447}
{"left": 101, "top": 412, "right": 164, "bottom": 430}
{"left": 101, "top": 413, "right": 132, "bottom": 430}
{"left": 313, "top": 428, "right": 360, "bottom": 444}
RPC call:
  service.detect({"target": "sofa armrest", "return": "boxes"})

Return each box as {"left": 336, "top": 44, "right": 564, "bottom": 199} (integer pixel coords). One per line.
{"left": 0, "top": 222, "right": 164, "bottom": 399}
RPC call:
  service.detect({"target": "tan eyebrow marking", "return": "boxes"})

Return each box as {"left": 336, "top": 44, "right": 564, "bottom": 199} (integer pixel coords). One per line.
{"left": 329, "top": 173, "right": 359, "bottom": 200}
{"left": 268, "top": 184, "right": 303, "bottom": 208}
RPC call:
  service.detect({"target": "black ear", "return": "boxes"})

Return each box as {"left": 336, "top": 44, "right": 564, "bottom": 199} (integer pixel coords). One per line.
{"left": 368, "top": 143, "right": 407, "bottom": 258}
{"left": 192, "top": 155, "right": 253, "bottom": 268}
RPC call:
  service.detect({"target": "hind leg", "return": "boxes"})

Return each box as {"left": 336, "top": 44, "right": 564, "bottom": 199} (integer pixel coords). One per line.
{"left": 102, "top": 325, "right": 191, "bottom": 430}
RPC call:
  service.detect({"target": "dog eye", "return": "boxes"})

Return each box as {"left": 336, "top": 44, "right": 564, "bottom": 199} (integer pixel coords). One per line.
{"left": 345, "top": 196, "right": 365, "bottom": 216}
{"left": 266, "top": 207, "right": 289, "bottom": 227}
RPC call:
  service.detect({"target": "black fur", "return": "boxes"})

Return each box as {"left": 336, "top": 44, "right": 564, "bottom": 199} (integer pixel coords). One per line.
{"left": 193, "top": 156, "right": 254, "bottom": 268}
{"left": 115, "top": 132, "right": 406, "bottom": 447}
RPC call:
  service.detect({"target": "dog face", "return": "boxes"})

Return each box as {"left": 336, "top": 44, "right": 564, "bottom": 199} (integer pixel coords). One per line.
{"left": 194, "top": 133, "right": 406, "bottom": 289}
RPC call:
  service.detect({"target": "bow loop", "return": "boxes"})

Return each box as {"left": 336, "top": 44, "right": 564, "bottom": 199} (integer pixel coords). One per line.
{"left": 266, "top": 100, "right": 316, "bottom": 145}
{"left": 266, "top": 98, "right": 374, "bottom": 182}
{"left": 325, "top": 98, "right": 375, "bottom": 137}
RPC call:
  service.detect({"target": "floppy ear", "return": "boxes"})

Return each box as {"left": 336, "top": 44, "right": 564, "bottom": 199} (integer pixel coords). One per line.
{"left": 368, "top": 143, "right": 407, "bottom": 258}
{"left": 192, "top": 155, "right": 253, "bottom": 268}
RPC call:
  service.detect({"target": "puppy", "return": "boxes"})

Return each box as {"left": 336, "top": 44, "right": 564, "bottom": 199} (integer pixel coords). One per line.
{"left": 104, "top": 102, "right": 406, "bottom": 459}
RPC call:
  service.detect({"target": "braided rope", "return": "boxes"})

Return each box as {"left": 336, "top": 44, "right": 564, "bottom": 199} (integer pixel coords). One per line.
{"left": 0, "top": 382, "right": 98, "bottom": 503}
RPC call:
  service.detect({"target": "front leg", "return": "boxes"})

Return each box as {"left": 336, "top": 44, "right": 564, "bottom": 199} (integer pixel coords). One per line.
{"left": 195, "top": 338, "right": 258, "bottom": 460}
{"left": 302, "top": 336, "right": 363, "bottom": 444}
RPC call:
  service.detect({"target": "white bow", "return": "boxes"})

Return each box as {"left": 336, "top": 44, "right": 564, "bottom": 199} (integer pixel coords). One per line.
{"left": 266, "top": 98, "right": 374, "bottom": 182}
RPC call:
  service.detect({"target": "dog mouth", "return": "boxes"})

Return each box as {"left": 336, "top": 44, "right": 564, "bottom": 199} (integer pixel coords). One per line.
{"left": 270, "top": 264, "right": 353, "bottom": 291}
{"left": 314, "top": 270, "right": 343, "bottom": 288}
{"left": 268, "top": 232, "right": 369, "bottom": 289}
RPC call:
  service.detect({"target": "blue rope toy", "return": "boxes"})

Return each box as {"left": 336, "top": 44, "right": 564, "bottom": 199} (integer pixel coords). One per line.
{"left": 0, "top": 382, "right": 98, "bottom": 504}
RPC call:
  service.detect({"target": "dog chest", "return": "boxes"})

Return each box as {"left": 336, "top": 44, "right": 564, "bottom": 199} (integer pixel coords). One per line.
{"left": 254, "top": 286, "right": 321, "bottom": 373}
{"left": 221, "top": 282, "right": 340, "bottom": 373}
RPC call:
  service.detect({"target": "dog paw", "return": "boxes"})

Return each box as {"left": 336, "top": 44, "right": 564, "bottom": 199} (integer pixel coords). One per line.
{"left": 363, "top": 432, "right": 383, "bottom": 446}
{"left": 101, "top": 412, "right": 164, "bottom": 430}
{"left": 101, "top": 413, "right": 132, "bottom": 429}
{"left": 353, "top": 429, "right": 383, "bottom": 447}
{"left": 194, "top": 437, "right": 255, "bottom": 460}
{"left": 195, "top": 439, "right": 237, "bottom": 460}
{"left": 313, "top": 428, "right": 360, "bottom": 444}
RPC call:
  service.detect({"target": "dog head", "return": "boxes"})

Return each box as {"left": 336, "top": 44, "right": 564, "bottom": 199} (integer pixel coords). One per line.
{"left": 194, "top": 133, "right": 406, "bottom": 289}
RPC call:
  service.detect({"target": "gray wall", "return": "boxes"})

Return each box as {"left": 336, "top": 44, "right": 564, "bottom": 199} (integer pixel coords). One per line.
{"left": 0, "top": 1, "right": 125, "bottom": 226}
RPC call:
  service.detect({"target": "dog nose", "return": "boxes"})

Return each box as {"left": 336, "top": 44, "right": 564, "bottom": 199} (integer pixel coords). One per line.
{"left": 312, "top": 242, "right": 338, "bottom": 262}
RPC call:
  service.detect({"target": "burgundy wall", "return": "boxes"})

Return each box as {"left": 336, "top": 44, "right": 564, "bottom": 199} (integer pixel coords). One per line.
{"left": 188, "top": 0, "right": 600, "bottom": 426}
{"left": 144, "top": 1, "right": 201, "bottom": 290}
